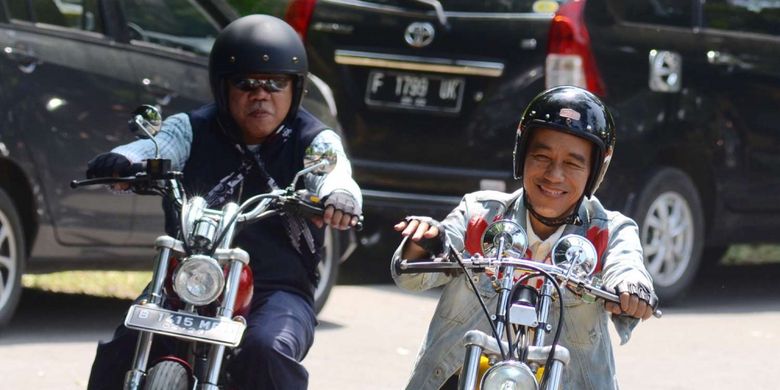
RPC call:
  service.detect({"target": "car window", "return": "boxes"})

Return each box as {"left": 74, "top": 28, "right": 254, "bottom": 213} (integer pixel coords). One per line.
{"left": 8, "top": 0, "right": 102, "bottom": 31}
{"left": 703, "top": 0, "right": 780, "bottom": 36}
{"left": 119, "top": 0, "right": 219, "bottom": 55}
{"left": 7, "top": 1, "right": 33, "bottom": 22}
{"left": 614, "top": 0, "right": 693, "bottom": 27}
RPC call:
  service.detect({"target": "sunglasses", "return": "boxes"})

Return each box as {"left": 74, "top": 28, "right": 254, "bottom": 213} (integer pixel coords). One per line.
{"left": 231, "top": 76, "right": 292, "bottom": 93}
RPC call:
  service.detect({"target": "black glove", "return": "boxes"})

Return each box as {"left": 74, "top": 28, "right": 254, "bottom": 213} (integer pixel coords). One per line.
{"left": 404, "top": 215, "right": 451, "bottom": 257}
{"left": 86, "top": 152, "right": 132, "bottom": 179}
{"left": 615, "top": 280, "right": 659, "bottom": 310}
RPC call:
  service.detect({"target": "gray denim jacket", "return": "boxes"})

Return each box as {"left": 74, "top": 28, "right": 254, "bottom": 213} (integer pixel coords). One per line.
{"left": 391, "top": 189, "right": 654, "bottom": 390}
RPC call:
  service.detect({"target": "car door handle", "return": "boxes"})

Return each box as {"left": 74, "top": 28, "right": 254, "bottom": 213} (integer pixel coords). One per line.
{"left": 141, "top": 78, "right": 176, "bottom": 106}
{"left": 706, "top": 50, "right": 752, "bottom": 71}
{"left": 3, "top": 46, "right": 40, "bottom": 74}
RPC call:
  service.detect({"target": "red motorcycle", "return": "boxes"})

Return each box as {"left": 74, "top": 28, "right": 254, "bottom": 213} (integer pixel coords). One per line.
{"left": 72, "top": 106, "right": 358, "bottom": 389}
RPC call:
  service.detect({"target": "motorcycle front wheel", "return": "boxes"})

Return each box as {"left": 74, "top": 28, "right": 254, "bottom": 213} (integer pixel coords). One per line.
{"left": 144, "top": 360, "right": 189, "bottom": 390}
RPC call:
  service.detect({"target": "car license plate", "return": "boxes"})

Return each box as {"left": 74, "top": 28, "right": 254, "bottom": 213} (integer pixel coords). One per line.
{"left": 124, "top": 304, "right": 246, "bottom": 347}
{"left": 365, "top": 70, "right": 465, "bottom": 113}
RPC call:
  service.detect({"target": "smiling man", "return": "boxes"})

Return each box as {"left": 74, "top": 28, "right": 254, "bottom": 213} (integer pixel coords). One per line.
{"left": 391, "top": 86, "right": 658, "bottom": 389}
{"left": 83, "top": 15, "right": 362, "bottom": 390}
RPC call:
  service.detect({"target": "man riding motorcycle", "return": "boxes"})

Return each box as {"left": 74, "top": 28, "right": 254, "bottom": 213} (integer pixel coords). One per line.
{"left": 85, "top": 15, "right": 362, "bottom": 389}
{"left": 392, "top": 86, "right": 658, "bottom": 389}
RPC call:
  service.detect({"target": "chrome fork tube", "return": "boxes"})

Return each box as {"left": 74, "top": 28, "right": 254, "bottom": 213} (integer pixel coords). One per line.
{"left": 202, "top": 203, "right": 242, "bottom": 387}
{"left": 124, "top": 245, "right": 174, "bottom": 389}
{"left": 534, "top": 281, "right": 554, "bottom": 346}
{"left": 457, "top": 344, "right": 484, "bottom": 390}
{"left": 543, "top": 360, "right": 566, "bottom": 390}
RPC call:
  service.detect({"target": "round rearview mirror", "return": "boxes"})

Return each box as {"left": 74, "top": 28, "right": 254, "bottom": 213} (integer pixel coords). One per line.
{"left": 129, "top": 104, "right": 162, "bottom": 139}
{"left": 551, "top": 234, "right": 598, "bottom": 278}
{"left": 481, "top": 220, "right": 528, "bottom": 258}
{"left": 303, "top": 145, "right": 337, "bottom": 175}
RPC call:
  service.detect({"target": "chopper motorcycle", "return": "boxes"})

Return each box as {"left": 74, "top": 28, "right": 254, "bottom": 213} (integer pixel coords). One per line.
{"left": 71, "top": 105, "right": 360, "bottom": 389}
{"left": 395, "top": 219, "right": 662, "bottom": 390}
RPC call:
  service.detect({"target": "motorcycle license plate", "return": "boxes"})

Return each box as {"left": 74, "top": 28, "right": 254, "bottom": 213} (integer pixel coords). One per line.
{"left": 365, "top": 70, "right": 464, "bottom": 113}
{"left": 124, "top": 304, "right": 246, "bottom": 347}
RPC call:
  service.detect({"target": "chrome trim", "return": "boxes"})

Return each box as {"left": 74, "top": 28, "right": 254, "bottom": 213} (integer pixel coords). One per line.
{"left": 335, "top": 49, "right": 504, "bottom": 77}
{"left": 320, "top": 0, "right": 555, "bottom": 20}
{"left": 363, "top": 189, "right": 461, "bottom": 206}
{"left": 307, "top": 73, "right": 339, "bottom": 117}
{"left": 411, "top": 0, "right": 447, "bottom": 26}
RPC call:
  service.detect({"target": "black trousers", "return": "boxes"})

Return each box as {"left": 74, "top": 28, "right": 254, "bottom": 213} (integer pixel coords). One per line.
{"left": 87, "top": 289, "right": 317, "bottom": 390}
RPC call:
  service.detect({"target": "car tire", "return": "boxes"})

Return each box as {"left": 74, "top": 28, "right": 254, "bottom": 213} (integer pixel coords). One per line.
{"left": 632, "top": 168, "right": 703, "bottom": 303}
{"left": 314, "top": 226, "right": 339, "bottom": 314}
{"left": 0, "top": 187, "right": 25, "bottom": 328}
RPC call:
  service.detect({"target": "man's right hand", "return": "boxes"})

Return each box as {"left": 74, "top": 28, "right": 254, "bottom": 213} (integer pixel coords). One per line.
{"left": 86, "top": 152, "right": 132, "bottom": 179}
{"left": 394, "top": 217, "right": 447, "bottom": 260}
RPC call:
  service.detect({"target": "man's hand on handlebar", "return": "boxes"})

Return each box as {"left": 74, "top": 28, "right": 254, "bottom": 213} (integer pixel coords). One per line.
{"left": 311, "top": 191, "right": 361, "bottom": 230}
{"left": 394, "top": 217, "right": 446, "bottom": 260}
{"left": 604, "top": 281, "right": 658, "bottom": 320}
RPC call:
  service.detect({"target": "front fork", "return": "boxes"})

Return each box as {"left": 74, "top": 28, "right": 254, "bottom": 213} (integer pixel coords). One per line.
{"left": 457, "top": 330, "right": 569, "bottom": 390}
{"left": 458, "top": 280, "right": 564, "bottom": 390}
{"left": 124, "top": 204, "right": 246, "bottom": 390}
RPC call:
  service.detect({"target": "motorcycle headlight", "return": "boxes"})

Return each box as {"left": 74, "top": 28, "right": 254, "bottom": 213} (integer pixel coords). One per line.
{"left": 173, "top": 255, "right": 225, "bottom": 306}
{"left": 481, "top": 361, "right": 538, "bottom": 390}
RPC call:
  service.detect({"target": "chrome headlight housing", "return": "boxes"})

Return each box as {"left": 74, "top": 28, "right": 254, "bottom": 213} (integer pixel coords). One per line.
{"left": 481, "top": 361, "right": 538, "bottom": 390}
{"left": 173, "top": 254, "right": 225, "bottom": 306}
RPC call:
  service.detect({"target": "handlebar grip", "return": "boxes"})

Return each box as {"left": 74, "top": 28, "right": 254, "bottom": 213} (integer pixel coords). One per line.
{"left": 393, "top": 260, "right": 457, "bottom": 274}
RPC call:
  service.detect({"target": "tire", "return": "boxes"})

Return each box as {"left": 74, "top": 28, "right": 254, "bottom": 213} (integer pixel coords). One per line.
{"left": 143, "top": 360, "right": 189, "bottom": 390}
{"left": 0, "top": 188, "right": 25, "bottom": 328}
{"left": 632, "top": 168, "right": 704, "bottom": 303}
{"left": 314, "top": 226, "right": 339, "bottom": 314}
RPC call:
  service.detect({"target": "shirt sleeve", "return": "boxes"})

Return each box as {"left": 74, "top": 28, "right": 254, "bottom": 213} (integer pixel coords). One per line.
{"left": 111, "top": 112, "right": 193, "bottom": 171}
{"left": 303, "top": 129, "right": 362, "bottom": 208}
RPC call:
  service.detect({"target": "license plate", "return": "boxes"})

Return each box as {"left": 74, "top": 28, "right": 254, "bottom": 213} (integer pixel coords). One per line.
{"left": 365, "top": 70, "right": 465, "bottom": 113}
{"left": 124, "top": 304, "right": 246, "bottom": 347}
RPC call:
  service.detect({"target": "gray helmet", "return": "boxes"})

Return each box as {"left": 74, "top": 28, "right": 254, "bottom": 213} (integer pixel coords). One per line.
{"left": 513, "top": 86, "right": 616, "bottom": 198}
{"left": 209, "top": 15, "right": 308, "bottom": 133}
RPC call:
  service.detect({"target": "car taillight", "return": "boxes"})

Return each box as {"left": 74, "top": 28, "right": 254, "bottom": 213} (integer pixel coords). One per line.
{"left": 545, "top": 0, "right": 605, "bottom": 96}
{"left": 285, "top": 0, "right": 317, "bottom": 42}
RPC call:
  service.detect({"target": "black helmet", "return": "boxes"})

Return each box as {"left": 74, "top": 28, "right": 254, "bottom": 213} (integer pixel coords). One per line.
{"left": 209, "top": 15, "right": 308, "bottom": 132}
{"left": 513, "top": 86, "right": 616, "bottom": 198}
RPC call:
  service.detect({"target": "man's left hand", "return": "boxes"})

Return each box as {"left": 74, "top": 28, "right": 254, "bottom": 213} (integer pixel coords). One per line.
{"left": 311, "top": 191, "right": 361, "bottom": 230}
{"left": 605, "top": 293, "right": 654, "bottom": 320}
{"left": 605, "top": 281, "right": 658, "bottom": 320}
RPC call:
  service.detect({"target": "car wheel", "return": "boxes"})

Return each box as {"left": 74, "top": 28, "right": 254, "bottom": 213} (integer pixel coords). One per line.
{"left": 314, "top": 226, "right": 339, "bottom": 314}
{"left": 633, "top": 168, "right": 703, "bottom": 303}
{"left": 0, "top": 188, "right": 25, "bottom": 328}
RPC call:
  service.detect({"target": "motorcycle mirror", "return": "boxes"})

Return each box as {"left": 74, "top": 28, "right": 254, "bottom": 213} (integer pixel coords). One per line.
{"left": 303, "top": 145, "right": 338, "bottom": 175}
{"left": 128, "top": 104, "right": 162, "bottom": 139}
{"left": 552, "top": 234, "right": 598, "bottom": 278}
{"left": 481, "top": 220, "right": 528, "bottom": 258}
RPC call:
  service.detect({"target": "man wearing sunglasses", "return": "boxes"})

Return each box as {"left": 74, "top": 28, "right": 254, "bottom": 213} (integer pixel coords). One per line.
{"left": 84, "top": 15, "right": 362, "bottom": 390}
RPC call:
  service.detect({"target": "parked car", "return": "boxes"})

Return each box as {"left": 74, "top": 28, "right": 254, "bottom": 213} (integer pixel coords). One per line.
{"left": 0, "top": 0, "right": 352, "bottom": 327}
{"left": 296, "top": 0, "right": 780, "bottom": 301}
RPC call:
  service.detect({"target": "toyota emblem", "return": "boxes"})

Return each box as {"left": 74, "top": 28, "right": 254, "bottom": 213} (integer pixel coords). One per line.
{"left": 404, "top": 22, "right": 435, "bottom": 48}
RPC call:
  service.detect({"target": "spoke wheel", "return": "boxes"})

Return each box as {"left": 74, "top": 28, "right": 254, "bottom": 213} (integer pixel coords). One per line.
{"left": 314, "top": 226, "right": 340, "bottom": 314}
{"left": 0, "top": 188, "right": 24, "bottom": 328}
{"left": 633, "top": 168, "right": 703, "bottom": 303}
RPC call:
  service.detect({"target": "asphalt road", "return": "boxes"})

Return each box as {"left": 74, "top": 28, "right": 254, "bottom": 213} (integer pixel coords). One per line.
{"left": 1, "top": 263, "right": 779, "bottom": 389}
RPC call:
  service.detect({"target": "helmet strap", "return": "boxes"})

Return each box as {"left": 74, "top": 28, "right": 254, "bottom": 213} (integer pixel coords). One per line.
{"left": 524, "top": 196, "right": 583, "bottom": 227}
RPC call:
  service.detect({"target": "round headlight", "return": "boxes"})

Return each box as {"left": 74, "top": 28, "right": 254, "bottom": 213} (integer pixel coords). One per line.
{"left": 481, "top": 361, "right": 538, "bottom": 390}
{"left": 173, "top": 255, "right": 225, "bottom": 306}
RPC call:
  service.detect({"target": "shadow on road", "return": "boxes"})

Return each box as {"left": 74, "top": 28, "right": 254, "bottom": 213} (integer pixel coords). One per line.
{"left": 3, "top": 263, "right": 778, "bottom": 345}
{"left": 655, "top": 263, "right": 780, "bottom": 315}
{"left": 0, "top": 289, "right": 129, "bottom": 345}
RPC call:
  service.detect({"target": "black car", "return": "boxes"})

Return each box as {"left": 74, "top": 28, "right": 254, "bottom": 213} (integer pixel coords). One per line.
{"left": 0, "top": 0, "right": 352, "bottom": 327}
{"left": 299, "top": 0, "right": 780, "bottom": 301}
